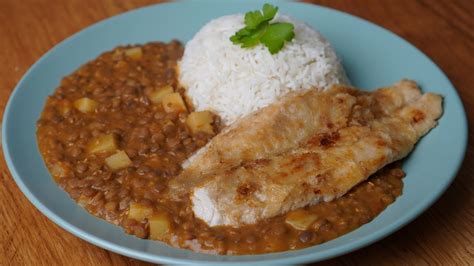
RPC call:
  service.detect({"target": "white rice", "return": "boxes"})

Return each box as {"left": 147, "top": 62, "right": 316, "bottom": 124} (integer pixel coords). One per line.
{"left": 179, "top": 14, "right": 348, "bottom": 125}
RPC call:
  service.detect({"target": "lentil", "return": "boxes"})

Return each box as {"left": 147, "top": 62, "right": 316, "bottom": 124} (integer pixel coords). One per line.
{"left": 37, "top": 41, "right": 404, "bottom": 255}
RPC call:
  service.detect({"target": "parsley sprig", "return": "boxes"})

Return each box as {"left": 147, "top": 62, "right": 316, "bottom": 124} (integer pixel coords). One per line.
{"left": 230, "top": 4, "right": 295, "bottom": 54}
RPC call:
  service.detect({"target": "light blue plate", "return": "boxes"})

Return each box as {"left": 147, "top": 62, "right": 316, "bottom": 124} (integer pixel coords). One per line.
{"left": 2, "top": 0, "right": 467, "bottom": 264}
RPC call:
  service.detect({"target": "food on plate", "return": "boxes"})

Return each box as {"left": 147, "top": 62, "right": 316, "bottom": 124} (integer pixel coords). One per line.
{"left": 87, "top": 134, "right": 117, "bottom": 154}
{"left": 162, "top": 92, "right": 188, "bottom": 113}
{"left": 148, "top": 213, "right": 172, "bottom": 240}
{"left": 186, "top": 111, "right": 214, "bottom": 134}
{"left": 105, "top": 150, "right": 133, "bottom": 171}
{"left": 179, "top": 6, "right": 348, "bottom": 125}
{"left": 74, "top": 97, "right": 98, "bottom": 113}
{"left": 148, "top": 85, "right": 173, "bottom": 104}
{"left": 35, "top": 3, "right": 443, "bottom": 255}
{"left": 188, "top": 83, "right": 442, "bottom": 226}
{"left": 172, "top": 80, "right": 422, "bottom": 198}
{"left": 229, "top": 4, "right": 295, "bottom": 54}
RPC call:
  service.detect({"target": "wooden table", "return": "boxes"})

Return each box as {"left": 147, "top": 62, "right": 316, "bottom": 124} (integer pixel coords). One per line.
{"left": 1, "top": 0, "right": 473, "bottom": 264}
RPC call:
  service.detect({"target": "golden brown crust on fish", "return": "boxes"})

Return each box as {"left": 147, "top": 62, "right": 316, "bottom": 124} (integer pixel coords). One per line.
{"left": 171, "top": 80, "right": 424, "bottom": 199}
{"left": 187, "top": 81, "right": 442, "bottom": 227}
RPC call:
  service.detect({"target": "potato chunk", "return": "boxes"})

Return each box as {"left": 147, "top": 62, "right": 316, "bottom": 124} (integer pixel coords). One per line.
{"left": 128, "top": 202, "right": 153, "bottom": 221}
{"left": 87, "top": 134, "right": 117, "bottom": 154}
{"left": 149, "top": 213, "right": 171, "bottom": 240}
{"left": 74, "top": 97, "right": 98, "bottom": 113}
{"left": 285, "top": 209, "right": 318, "bottom": 231}
{"left": 105, "top": 150, "right": 132, "bottom": 171}
{"left": 149, "top": 85, "right": 173, "bottom": 104}
{"left": 162, "top": 93, "right": 187, "bottom": 113}
{"left": 77, "top": 195, "right": 90, "bottom": 207}
{"left": 186, "top": 111, "right": 214, "bottom": 134}
{"left": 49, "top": 162, "right": 71, "bottom": 181}
{"left": 124, "top": 47, "right": 143, "bottom": 60}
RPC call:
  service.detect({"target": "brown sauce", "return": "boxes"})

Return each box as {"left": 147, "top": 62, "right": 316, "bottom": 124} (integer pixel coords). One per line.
{"left": 36, "top": 41, "right": 404, "bottom": 255}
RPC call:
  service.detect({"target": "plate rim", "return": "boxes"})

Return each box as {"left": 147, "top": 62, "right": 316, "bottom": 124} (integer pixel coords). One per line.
{"left": 2, "top": 0, "right": 468, "bottom": 264}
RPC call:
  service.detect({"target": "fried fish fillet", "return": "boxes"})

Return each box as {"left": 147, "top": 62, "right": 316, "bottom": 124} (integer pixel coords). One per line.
{"left": 189, "top": 82, "right": 442, "bottom": 227}
{"left": 171, "top": 80, "right": 422, "bottom": 198}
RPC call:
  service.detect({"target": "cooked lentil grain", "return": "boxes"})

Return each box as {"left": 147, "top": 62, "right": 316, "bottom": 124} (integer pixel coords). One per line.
{"left": 37, "top": 41, "right": 404, "bottom": 255}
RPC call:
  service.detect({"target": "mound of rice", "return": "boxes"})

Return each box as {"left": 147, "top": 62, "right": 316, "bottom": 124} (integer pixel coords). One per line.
{"left": 179, "top": 14, "right": 348, "bottom": 125}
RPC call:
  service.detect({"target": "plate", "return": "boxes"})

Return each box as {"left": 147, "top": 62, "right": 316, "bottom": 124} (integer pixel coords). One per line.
{"left": 2, "top": 0, "right": 467, "bottom": 264}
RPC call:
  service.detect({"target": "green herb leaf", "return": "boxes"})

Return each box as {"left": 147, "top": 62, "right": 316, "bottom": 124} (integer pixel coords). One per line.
{"left": 261, "top": 22, "right": 295, "bottom": 54}
{"left": 240, "top": 23, "right": 268, "bottom": 48}
{"left": 262, "top": 3, "right": 278, "bottom": 21}
{"left": 230, "top": 3, "right": 294, "bottom": 54}
{"left": 244, "top": 11, "right": 264, "bottom": 29}
{"left": 230, "top": 27, "right": 252, "bottom": 43}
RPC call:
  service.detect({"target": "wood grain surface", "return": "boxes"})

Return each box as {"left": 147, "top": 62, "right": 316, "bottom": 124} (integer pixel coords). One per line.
{"left": 1, "top": 0, "right": 473, "bottom": 265}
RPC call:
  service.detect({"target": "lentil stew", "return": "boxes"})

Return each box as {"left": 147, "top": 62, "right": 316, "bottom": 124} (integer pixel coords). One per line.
{"left": 36, "top": 41, "right": 404, "bottom": 255}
